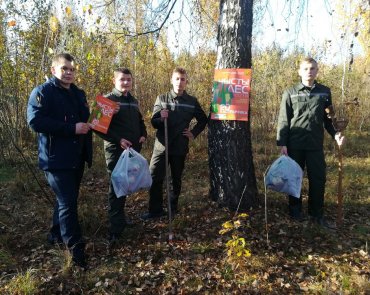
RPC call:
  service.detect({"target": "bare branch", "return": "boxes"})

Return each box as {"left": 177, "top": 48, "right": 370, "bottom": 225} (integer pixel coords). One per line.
{"left": 108, "top": 0, "right": 178, "bottom": 37}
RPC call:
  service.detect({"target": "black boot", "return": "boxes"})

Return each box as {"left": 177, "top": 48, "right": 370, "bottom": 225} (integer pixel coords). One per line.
{"left": 71, "top": 242, "right": 87, "bottom": 270}
{"left": 170, "top": 194, "right": 179, "bottom": 215}
{"left": 47, "top": 225, "right": 63, "bottom": 246}
{"left": 288, "top": 196, "right": 304, "bottom": 221}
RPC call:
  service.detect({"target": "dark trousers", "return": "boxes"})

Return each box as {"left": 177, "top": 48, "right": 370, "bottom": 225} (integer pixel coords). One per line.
{"left": 107, "top": 170, "right": 127, "bottom": 234}
{"left": 45, "top": 163, "right": 85, "bottom": 254}
{"left": 288, "top": 149, "right": 326, "bottom": 218}
{"left": 105, "top": 145, "right": 141, "bottom": 234}
{"left": 148, "top": 151, "right": 186, "bottom": 213}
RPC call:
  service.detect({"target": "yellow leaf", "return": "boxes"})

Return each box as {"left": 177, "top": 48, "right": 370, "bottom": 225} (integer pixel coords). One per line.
{"left": 238, "top": 213, "right": 248, "bottom": 218}
{"left": 226, "top": 240, "right": 233, "bottom": 247}
{"left": 82, "top": 5, "right": 93, "bottom": 14}
{"left": 219, "top": 228, "right": 231, "bottom": 235}
{"left": 8, "top": 20, "right": 16, "bottom": 27}
{"left": 48, "top": 48, "right": 54, "bottom": 54}
{"left": 148, "top": 40, "right": 155, "bottom": 50}
{"left": 222, "top": 221, "right": 233, "bottom": 229}
{"left": 233, "top": 220, "right": 241, "bottom": 228}
{"left": 49, "top": 16, "right": 59, "bottom": 32}
{"left": 65, "top": 6, "right": 72, "bottom": 17}
{"left": 238, "top": 237, "right": 245, "bottom": 247}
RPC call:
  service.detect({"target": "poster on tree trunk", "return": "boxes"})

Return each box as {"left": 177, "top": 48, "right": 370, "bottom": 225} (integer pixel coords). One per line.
{"left": 88, "top": 95, "right": 116, "bottom": 134}
{"left": 210, "top": 68, "right": 252, "bottom": 121}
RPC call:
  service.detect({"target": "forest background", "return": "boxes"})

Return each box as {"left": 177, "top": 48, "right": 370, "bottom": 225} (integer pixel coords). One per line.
{"left": 0, "top": 0, "right": 369, "bottom": 294}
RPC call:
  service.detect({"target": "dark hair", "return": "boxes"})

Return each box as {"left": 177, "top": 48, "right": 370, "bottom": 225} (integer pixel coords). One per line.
{"left": 114, "top": 68, "right": 132, "bottom": 76}
{"left": 173, "top": 67, "right": 187, "bottom": 76}
{"left": 52, "top": 53, "right": 75, "bottom": 66}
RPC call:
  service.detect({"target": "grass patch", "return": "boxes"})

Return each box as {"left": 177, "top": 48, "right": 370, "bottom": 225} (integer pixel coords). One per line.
{"left": 190, "top": 242, "right": 216, "bottom": 255}
{"left": 0, "top": 248, "right": 15, "bottom": 268}
{"left": 2, "top": 269, "right": 39, "bottom": 295}
{"left": 353, "top": 225, "right": 370, "bottom": 236}
{"left": 221, "top": 263, "right": 234, "bottom": 281}
{"left": 0, "top": 165, "right": 15, "bottom": 183}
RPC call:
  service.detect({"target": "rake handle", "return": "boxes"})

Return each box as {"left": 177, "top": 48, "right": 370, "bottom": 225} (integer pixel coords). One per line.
{"left": 336, "top": 144, "right": 343, "bottom": 227}
{"left": 164, "top": 117, "right": 173, "bottom": 241}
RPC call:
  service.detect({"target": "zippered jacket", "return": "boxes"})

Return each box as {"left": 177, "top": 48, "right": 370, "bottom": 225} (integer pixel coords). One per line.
{"left": 151, "top": 90, "right": 207, "bottom": 155}
{"left": 277, "top": 81, "right": 336, "bottom": 150}
{"left": 94, "top": 88, "right": 147, "bottom": 152}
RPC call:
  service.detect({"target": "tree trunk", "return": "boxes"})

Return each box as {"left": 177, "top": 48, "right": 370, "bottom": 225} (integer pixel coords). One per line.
{"left": 208, "top": 0, "right": 258, "bottom": 210}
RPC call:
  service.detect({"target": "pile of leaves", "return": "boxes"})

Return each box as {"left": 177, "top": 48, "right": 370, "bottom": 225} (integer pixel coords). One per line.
{"left": 0, "top": 151, "right": 369, "bottom": 294}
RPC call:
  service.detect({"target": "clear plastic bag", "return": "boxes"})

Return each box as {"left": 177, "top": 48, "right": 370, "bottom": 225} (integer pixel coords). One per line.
{"left": 264, "top": 155, "right": 303, "bottom": 198}
{"left": 111, "top": 148, "right": 152, "bottom": 197}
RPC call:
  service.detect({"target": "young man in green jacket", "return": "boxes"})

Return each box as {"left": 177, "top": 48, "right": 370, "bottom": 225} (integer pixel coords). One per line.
{"left": 95, "top": 68, "right": 147, "bottom": 242}
{"left": 276, "top": 57, "right": 344, "bottom": 228}
{"left": 141, "top": 67, "right": 207, "bottom": 220}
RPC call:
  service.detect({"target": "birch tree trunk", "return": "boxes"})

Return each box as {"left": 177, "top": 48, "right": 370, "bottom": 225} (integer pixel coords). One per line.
{"left": 208, "top": 0, "right": 258, "bottom": 210}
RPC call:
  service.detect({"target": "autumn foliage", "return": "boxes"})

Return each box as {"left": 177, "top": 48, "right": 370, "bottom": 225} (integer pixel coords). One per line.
{"left": 0, "top": 1, "right": 369, "bottom": 294}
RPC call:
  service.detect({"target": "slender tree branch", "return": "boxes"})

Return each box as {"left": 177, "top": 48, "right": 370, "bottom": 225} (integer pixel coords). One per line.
{"left": 109, "top": 0, "right": 178, "bottom": 37}
{"left": 93, "top": 0, "right": 116, "bottom": 9}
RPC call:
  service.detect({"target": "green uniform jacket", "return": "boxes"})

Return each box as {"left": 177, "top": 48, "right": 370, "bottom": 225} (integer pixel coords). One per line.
{"left": 276, "top": 82, "right": 336, "bottom": 150}
{"left": 95, "top": 88, "right": 147, "bottom": 153}
{"left": 151, "top": 90, "right": 207, "bottom": 155}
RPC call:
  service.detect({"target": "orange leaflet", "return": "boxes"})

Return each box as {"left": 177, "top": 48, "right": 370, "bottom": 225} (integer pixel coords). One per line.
{"left": 88, "top": 95, "right": 117, "bottom": 134}
{"left": 8, "top": 20, "right": 16, "bottom": 27}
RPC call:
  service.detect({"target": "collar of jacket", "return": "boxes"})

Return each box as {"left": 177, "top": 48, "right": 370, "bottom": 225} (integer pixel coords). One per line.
{"left": 295, "top": 81, "right": 318, "bottom": 91}
{"left": 112, "top": 87, "right": 133, "bottom": 99}
{"left": 49, "top": 76, "right": 79, "bottom": 92}
{"left": 169, "top": 89, "right": 189, "bottom": 100}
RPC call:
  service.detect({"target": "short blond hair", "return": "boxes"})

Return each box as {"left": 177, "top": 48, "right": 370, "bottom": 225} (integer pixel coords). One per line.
{"left": 299, "top": 57, "right": 317, "bottom": 66}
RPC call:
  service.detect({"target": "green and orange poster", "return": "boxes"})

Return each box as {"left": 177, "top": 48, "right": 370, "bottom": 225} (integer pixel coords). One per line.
{"left": 210, "top": 68, "right": 252, "bottom": 121}
{"left": 88, "top": 95, "right": 116, "bottom": 134}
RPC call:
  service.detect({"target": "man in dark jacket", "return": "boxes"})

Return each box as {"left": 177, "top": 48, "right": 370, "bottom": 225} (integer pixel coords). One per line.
{"left": 27, "top": 53, "right": 92, "bottom": 269}
{"left": 277, "top": 57, "right": 344, "bottom": 228}
{"left": 94, "top": 68, "right": 147, "bottom": 243}
{"left": 141, "top": 67, "right": 207, "bottom": 219}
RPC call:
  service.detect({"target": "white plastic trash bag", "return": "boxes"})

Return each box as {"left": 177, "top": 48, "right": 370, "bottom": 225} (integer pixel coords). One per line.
{"left": 111, "top": 148, "right": 152, "bottom": 197}
{"left": 264, "top": 155, "right": 303, "bottom": 198}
